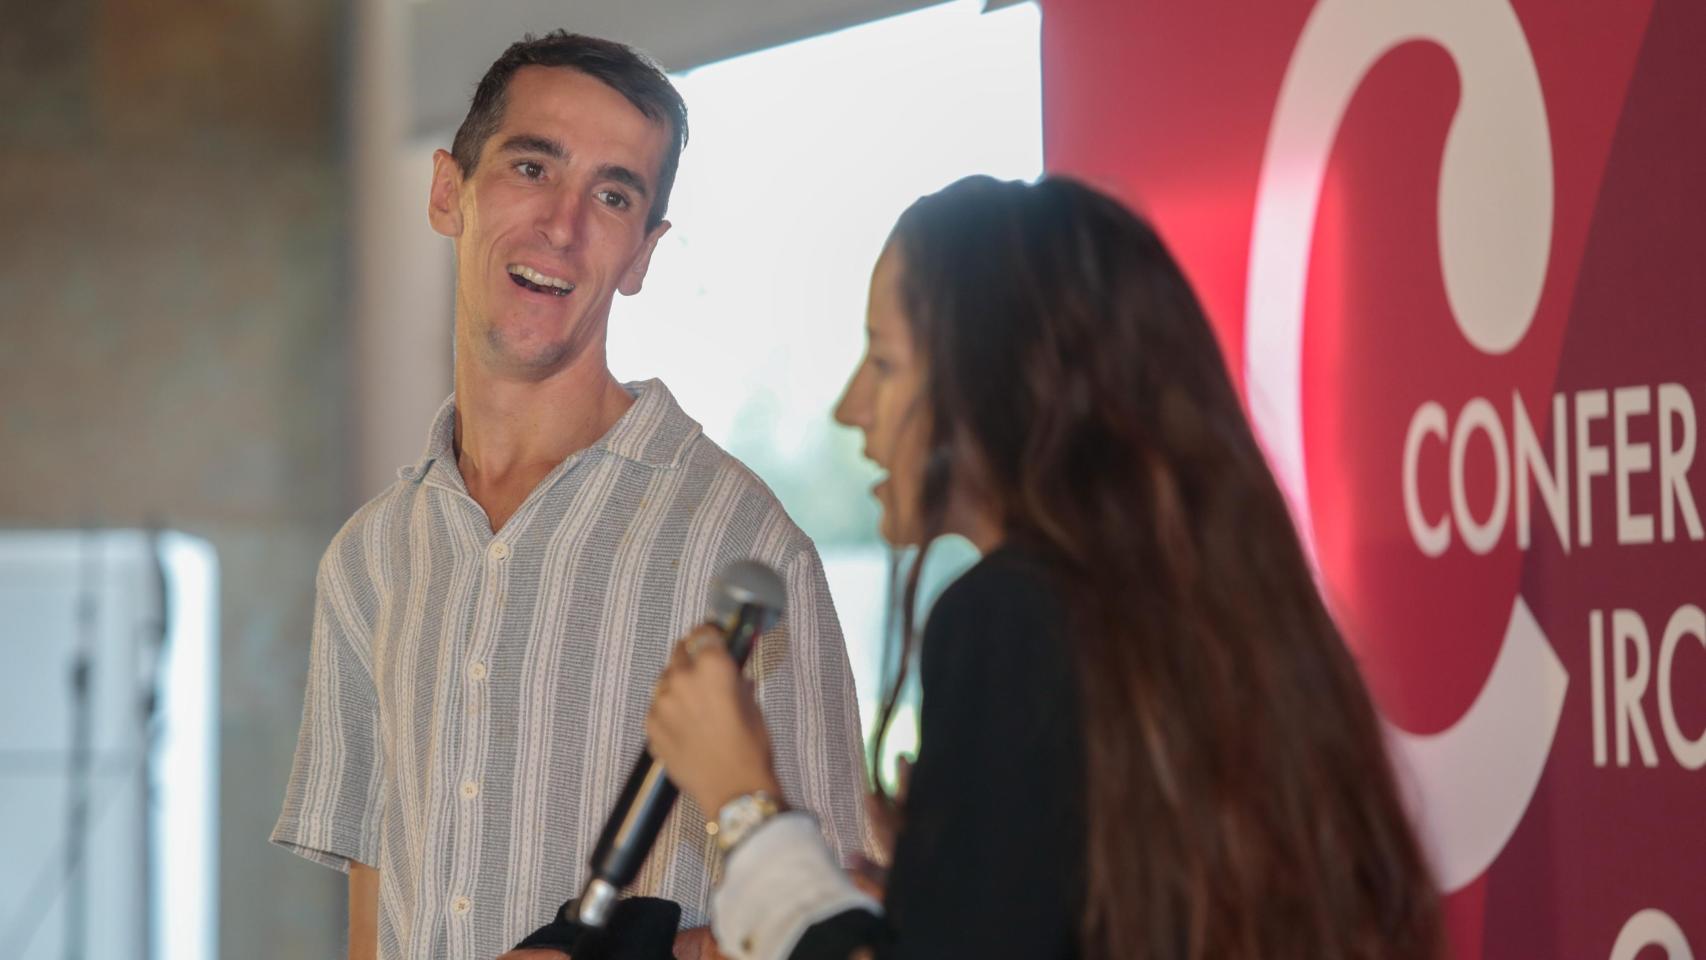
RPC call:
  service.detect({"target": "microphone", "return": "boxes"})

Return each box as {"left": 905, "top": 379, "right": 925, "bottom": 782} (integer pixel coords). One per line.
{"left": 574, "top": 559, "right": 787, "bottom": 930}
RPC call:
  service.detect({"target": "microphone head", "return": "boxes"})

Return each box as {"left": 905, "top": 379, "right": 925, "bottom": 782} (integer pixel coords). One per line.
{"left": 710, "top": 559, "right": 786, "bottom": 626}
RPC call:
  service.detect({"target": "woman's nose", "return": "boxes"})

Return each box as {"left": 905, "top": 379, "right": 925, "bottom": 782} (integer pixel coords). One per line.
{"left": 833, "top": 364, "right": 870, "bottom": 428}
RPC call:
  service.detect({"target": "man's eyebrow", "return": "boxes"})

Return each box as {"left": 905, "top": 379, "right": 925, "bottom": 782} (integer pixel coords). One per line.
{"left": 597, "top": 164, "right": 650, "bottom": 199}
{"left": 497, "top": 134, "right": 565, "bottom": 159}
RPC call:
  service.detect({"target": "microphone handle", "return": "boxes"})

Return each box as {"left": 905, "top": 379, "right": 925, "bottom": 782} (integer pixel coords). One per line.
{"left": 577, "top": 601, "right": 773, "bottom": 927}
{"left": 588, "top": 753, "right": 678, "bottom": 897}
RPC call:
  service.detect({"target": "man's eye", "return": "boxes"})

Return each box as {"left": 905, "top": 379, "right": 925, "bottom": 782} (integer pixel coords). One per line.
{"left": 514, "top": 161, "right": 545, "bottom": 179}
{"left": 597, "top": 189, "right": 632, "bottom": 209}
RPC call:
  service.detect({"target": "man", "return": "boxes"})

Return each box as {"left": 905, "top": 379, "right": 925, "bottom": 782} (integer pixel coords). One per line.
{"left": 272, "top": 32, "right": 870, "bottom": 960}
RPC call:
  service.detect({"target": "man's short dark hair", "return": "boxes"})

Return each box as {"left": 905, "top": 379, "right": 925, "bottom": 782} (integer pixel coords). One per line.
{"left": 451, "top": 31, "right": 689, "bottom": 230}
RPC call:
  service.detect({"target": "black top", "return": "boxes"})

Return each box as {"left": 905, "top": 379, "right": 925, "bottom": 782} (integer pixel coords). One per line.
{"left": 792, "top": 544, "right": 1086, "bottom": 960}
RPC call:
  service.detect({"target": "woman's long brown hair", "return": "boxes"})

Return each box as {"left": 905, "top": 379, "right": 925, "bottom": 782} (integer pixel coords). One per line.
{"left": 869, "top": 176, "right": 1442, "bottom": 960}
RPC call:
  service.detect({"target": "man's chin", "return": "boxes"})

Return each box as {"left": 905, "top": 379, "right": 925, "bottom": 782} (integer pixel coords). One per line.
{"left": 479, "top": 333, "right": 581, "bottom": 380}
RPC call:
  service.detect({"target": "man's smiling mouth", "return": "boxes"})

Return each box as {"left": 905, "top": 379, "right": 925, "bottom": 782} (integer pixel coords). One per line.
{"left": 508, "top": 264, "right": 576, "bottom": 297}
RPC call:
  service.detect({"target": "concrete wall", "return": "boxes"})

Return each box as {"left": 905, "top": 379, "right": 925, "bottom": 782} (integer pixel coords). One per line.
{"left": 1, "top": 1, "right": 354, "bottom": 955}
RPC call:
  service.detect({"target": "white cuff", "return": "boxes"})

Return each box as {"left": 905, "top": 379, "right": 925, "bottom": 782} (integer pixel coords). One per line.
{"left": 712, "top": 812, "right": 881, "bottom": 960}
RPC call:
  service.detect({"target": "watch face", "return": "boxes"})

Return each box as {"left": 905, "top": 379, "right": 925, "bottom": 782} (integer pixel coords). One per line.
{"left": 717, "top": 792, "right": 780, "bottom": 852}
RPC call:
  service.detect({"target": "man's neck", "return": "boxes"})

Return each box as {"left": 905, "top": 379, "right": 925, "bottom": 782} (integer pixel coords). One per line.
{"left": 450, "top": 345, "right": 636, "bottom": 530}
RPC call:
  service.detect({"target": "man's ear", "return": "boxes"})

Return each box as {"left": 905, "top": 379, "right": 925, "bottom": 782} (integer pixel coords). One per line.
{"left": 618, "top": 219, "right": 671, "bottom": 297}
{"left": 428, "top": 149, "right": 466, "bottom": 238}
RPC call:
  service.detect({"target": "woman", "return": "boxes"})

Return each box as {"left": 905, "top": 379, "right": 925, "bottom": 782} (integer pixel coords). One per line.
{"left": 646, "top": 176, "right": 1442, "bottom": 960}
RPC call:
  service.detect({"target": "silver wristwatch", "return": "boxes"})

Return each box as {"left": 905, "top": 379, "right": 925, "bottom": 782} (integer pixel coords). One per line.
{"left": 708, "top": 790, "right": 781, "bottom": 854}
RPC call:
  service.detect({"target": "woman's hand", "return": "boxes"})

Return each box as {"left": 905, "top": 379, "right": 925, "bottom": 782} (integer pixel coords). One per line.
{"left": 849, "top": 755, "right": 911, "bottom": 900}
{"left": 647, "top": 625, "right": 783, "bottom": 816}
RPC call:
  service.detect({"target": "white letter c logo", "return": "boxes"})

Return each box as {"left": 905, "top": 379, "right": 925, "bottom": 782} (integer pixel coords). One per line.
{"left": 1243, "top": 0, "right": 1564, "bottom": 894}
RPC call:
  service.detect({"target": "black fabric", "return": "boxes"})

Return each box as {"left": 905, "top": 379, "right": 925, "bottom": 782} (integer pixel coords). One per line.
{"left": 513, "top": 895, "right": 681, "bottom": 959}
{"left": 792, "top": 545, "right": 1086, "bottom": 960}
{"left": 790, "top": 907, "right": 888, "bottom": 956}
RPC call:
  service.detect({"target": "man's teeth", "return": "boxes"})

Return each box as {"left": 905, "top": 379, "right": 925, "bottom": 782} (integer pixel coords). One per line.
{"left": 508, "top": 265, "right": 574, "bottom": 291}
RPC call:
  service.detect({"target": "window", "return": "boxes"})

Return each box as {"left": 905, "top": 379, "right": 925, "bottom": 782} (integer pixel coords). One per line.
{"left": 609, "top": 0, "right": 1042, "bottom": 780}
{"left": 0, "top": 531, "right": 218, "bottom": 960}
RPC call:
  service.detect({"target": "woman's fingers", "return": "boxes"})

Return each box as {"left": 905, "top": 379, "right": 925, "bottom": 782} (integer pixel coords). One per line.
{"left": 848, "top": 854, "right": 889, "bottom": 900}
{"left": 863, "top": 754, "right": 914, "bottom": 860}
{"left": 668, "top": 624, "right": 720, "bottom": 671}
{"left": 650, "top": 627, "right": 743, "bottom": 757}
{"left": 657, "top": 625, "right": 732, "bottom": 700}
{"left": 646, "top": 622, "right": 784, "bottom": 813}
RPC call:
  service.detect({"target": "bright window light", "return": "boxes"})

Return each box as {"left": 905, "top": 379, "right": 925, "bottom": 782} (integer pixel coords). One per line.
{"left": 608, "top": 0, "right": 1042, "bottom": 778}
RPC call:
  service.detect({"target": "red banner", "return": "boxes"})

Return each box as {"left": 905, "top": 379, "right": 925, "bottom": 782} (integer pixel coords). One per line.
{"left": 1043, "top": 1, "right": 1705, "bottom": 956}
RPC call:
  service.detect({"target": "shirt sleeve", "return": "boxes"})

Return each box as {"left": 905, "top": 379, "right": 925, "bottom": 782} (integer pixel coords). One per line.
{"left": 270, "top": 543, "right": 387, "bottom": 872}
{"left": 751, "top": 545, "right": 877, "bottom": 867}
{"left": 712, "top": 813, "right": 881, "bottom": 960}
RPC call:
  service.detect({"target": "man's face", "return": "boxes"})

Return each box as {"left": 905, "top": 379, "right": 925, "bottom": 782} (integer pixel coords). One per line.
{"left": 429, "top": 66, "right": 673, "bottom": 378}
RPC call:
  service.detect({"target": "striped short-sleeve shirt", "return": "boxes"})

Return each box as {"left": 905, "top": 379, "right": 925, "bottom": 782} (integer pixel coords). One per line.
{"left": 271, "top": 379, "right": 871, "bottom": 960}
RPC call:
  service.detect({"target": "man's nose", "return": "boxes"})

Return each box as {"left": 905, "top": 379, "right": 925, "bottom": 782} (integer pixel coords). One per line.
{"left": 537, "top": 186, "right": 583, "bottom": 248}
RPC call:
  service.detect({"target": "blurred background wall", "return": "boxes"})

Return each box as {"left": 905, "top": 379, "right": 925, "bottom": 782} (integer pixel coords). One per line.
{"left": 0, "top": 0, "right": 353, "bottom": 956}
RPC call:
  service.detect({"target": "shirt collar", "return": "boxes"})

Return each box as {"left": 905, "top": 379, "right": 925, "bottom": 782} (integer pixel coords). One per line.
{"left": 398, "top": 378, "right": 703, "bottom": 487}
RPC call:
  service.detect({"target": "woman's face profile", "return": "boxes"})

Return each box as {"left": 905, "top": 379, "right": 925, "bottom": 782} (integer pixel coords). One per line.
{"left": 835, "top": 243, "right": 932, "bottom": 546}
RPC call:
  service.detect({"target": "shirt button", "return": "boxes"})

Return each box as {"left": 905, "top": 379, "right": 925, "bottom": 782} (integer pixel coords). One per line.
{"left": 451, "top": 896, "right": 472, "bottom": 915}
{"left": 469, "top": 661, "right": 487, "bottom": 681}
{"left": 460, "top": 780, "right": 480, "bottom": 800}
{"left": 488, "top": 541, "right": 510, "bottom": 561}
